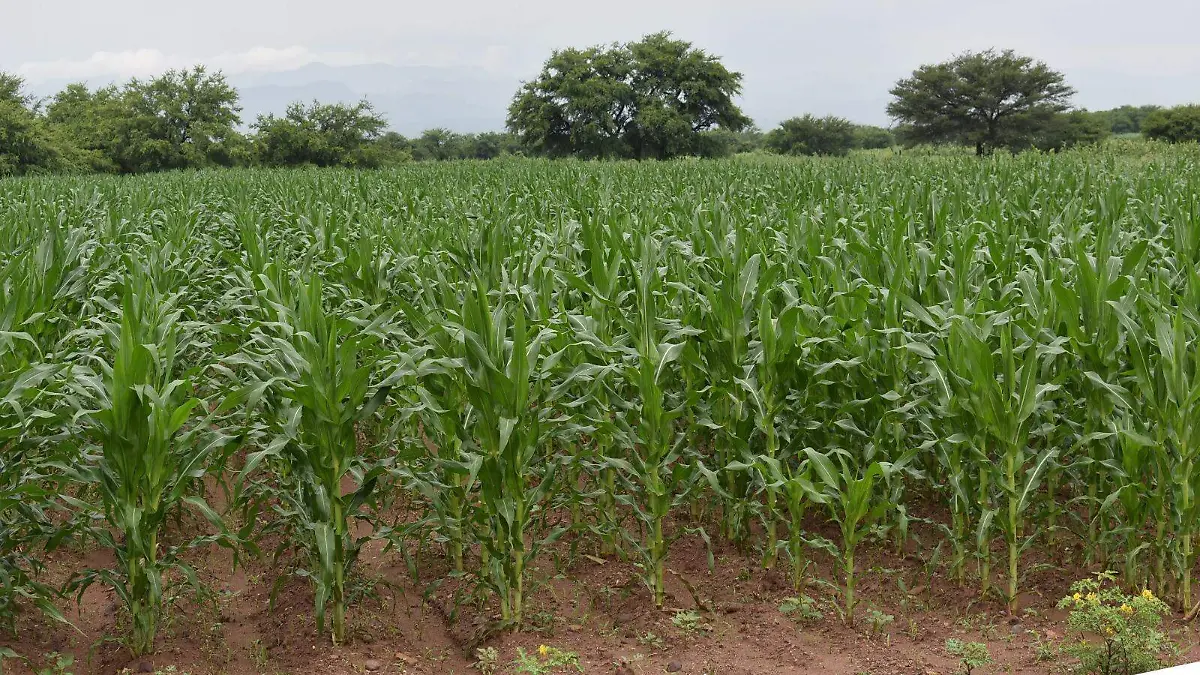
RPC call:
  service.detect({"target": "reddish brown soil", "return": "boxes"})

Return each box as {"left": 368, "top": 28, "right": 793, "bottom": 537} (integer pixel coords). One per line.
{"left": 3, "top": 512, "right": 1198, "bottom": 675}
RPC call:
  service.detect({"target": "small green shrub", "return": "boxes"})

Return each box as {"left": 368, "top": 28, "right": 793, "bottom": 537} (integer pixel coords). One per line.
{"left": 513, "top": 645, "right": 582, "bottom": 674}
{"left": 472, "top": 646, "right": 499, "bottom": 674}
{"left": 945, "top": 638, "right": 991, "bottom": 675}
{"left": 864, "top": 607, "right": 894, "bottom": 637}
{"left": 672, "top": 609, "right": 711, "bottom": 636}
{"left": 779, "top": 595, "right": 824, "bottom": 623}
{"left": 1055, "top": 572, "right": 1176, "bottom": 675}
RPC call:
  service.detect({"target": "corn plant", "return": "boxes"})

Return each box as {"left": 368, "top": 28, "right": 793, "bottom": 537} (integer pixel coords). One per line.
{"left": 234, "top": 276, "right": 392, "bottom": 644}
{"left": 455, "top": 275, "right": 561, "bottom": 627}
{"left": 801, "top": 448, "right": 907, "bottom": 625}
{"left": 604, "top": 232, "right": 697, "bottom": 609}
{"left": 1120, "top": 306, "right": 1200, "bottom": 609}
{"left": 942, "top": 315, "right": 1058, "bottom": 611}
{"left": 58, "top": 284, "right": 233, "bottom": 656}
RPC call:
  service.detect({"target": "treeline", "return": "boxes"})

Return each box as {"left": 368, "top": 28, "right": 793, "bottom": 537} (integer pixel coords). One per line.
{"left": 0, "top": 67, "right": 529, "bottom": 176}
{"left": 6, "top": 39, "right": 1200, "bottom": 176}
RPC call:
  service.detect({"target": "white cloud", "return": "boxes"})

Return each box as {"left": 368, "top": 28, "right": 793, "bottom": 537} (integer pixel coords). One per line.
{"left": 16, "top": 46, "right": 378, "bottom": 83}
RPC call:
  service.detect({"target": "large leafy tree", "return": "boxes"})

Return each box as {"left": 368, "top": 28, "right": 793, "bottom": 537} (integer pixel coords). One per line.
{"left": 766, "top": 115, "right": 856, "bottom": 156}
{"left": 253, "top": 100, "right": 387, "bottom": 167}
{"left": 45, "top": 83, "right": 130, "bottom": 172}
{"left": 1096, "top": 104, "right": 1161, "bottom": 135}
{"left": 508, "top": 32, "right": 751, "bottom": 159}
{"left": 126, "top": 66, "right": 243, "bottom": 169}
{"left": 887, "top": 49, "right": 1075, "bottom": 155}
{"left": 1031, "top": 110, "right": 1110, "bottom": 152}
{"left": 46, "top": 67, "right": 243, "bottom": 173}
{"left": 1142, "top": 105, "right": 1200, "bottom": 144}
{"left": 0, "top": 73, "right": 68, "bottom": 176}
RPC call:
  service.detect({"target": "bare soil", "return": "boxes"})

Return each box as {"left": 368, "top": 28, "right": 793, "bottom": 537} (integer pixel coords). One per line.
{"left": 3, "top": 510, "right": 1198, "bottom": 675}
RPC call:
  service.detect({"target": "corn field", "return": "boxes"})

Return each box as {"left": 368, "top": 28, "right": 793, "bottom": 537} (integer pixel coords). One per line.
{"left": 3, "top": 147, "right": 1200, "bottom": 653}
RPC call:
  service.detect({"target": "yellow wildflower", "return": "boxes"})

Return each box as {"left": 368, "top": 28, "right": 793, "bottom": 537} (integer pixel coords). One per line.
{"left": 1142, "top": 589, "right": 1155, "bottom": 600}
{"left": 1086, "top": 592, "right": 1098, "bottom": 604}
{"left": 1120, "top": 604, "right": 1133, "bottom": 615}
{"left": 538, "top": 645, "right": 550, "bottom": 658}
{"left": 1073, "top": 592, "right": 1082, "bottom": 602}
{"left": 1105, "top": 626, "right": 1115, "bottom": 636}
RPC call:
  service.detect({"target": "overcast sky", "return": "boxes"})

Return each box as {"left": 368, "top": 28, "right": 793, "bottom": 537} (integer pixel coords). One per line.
{"left": 3, "top": 0, "right": 1199, "bottom": 128}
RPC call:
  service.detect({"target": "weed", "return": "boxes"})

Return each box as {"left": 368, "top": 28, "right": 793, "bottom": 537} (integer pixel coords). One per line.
{"left": 779, "top": 595, "right": 824, "bottom": 623}
{"left": 473, "top": 646, "right": 499, "bottom": 674}
{"left": 945, "top": 638, "right": 991, "bottom": 675}
{"left": 513, "top": 645, "right": 582, "bottom": 674}
{"left": 864, "top": 608, "right": 894, "bottom": 638}
{"left": 672, "top": 610, "right": 710, "bottom": 636}
{"left": 34, "top": 653, "right": 74, "bottom": 675}
{"left": 249, "top": 639, "right": 268, "bottom": 669}
{"left": 1056, "top": 572, "right": 1177, "bottom": 675}
{"left": 637, "top": 632, "right": 665, "bottom": 649}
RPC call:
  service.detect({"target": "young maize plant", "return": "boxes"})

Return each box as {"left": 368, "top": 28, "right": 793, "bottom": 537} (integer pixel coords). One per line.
{"left": 944, "top": 315, "right": 1058, "bottom": 611}
{"left": 59, "top": 283, "right": 234, "bottom": 656}
{"left": 605, "top": 232, "right": 695, "bottom": 610}
{"left": 695, "top": 243, "right": 762, "bottom": 552}
{"left": 456, "top": 276, "right": 560, "bottom": 628}
{"left": 392, "top": 274, "right": 476, "bottom": 575}
{"left": 562, "top": 216, "right": 627, "bottom": 557}
{"left": 0, "top": 324, "right": 64, "bottom": 633}
{"left": 801, "top": 448, "right": 908, "bottom": 626}
{"left": 733, "top": 284, "right": 804, "bottom": 572}
{"left": 1121, "top": 306, "right": 1200, "bottom": 610}
{"left": 0, "top": 216, "right": 92, "bottom": 631}
{"left": 6, "top": 151, "right": 1200, "bottom": 640}
{"left": 234, "top": 276, "right": 392, "bottom": 645}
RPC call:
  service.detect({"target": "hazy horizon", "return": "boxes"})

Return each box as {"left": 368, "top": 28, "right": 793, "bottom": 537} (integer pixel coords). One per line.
{"left": 4, "top": 0, "right": 1200, "bottom": 133}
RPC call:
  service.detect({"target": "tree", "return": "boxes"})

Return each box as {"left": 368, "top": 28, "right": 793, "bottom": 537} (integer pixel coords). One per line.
{"left": 1142, "top": 105, "right": 1200, "bottom": 144}
{"left": 127, "top": 67, "right": 242, "bottom": 169}
{"left": 852, "top": 125, "right": 894, "bottom": 150}
{"left": 45, "top": 68, "right": 242, "bottom": 173}
{"left": 887, "top": 49, "right": 1075, "bottom": 155}
{"left": 0, "top": 73, "right": 67, "bottom": 176}
{"left": 696, "top": 127, "right": 764, "bottom": 157}
{"left": 45, "top": 83, "right": 131, "bottom": 172}
{"left": 766, "top": 115, "right": 856, "bottom": 156}
{"left": 253, "top": 100, "right": 388, "bottom": 167}
{"left": 508, "top": 32, "right": 750, "bottom": 160}
{"left": 1030, "top": 110, "right": 1110, "bottom": 152}
{"left": 410, "top": 128, "right": 466, "bottom": 161}
{"left": 466, "top": 132, "right": 522, "bottom": 159}
{"left": 1096, "top": 105, "right": 1161, "bottom": 135}
{"left": 371, "top": 132, "right": 413, "bottom": 164}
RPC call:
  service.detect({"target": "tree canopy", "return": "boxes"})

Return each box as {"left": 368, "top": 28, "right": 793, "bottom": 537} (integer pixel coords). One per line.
{"left": 888, "top": 49, "right": 1075, "bottom": 155}
{"left": 507, "top": 32, "right": 751, "bottom": 160}
{"left": 39, "top": 67, "right": 244, "bottom": 173}
{"left": 1142, "top": 105, "right": 1200, "bottom": 144}
{"left": 766, "top": 115, "right": 856, "bottom": 156}
{"left": 252, "top": 100, "right": 388, "bottom": 168}
{"left": 0, "top": 40, "right": 1188, "bottom": 177}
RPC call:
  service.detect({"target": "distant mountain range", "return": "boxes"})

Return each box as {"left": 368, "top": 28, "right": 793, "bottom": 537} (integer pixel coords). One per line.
{"left": 230, "top": 63, "right": 521, "bottom": 135}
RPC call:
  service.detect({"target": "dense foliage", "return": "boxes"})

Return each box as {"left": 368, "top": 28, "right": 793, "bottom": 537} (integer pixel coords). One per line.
{"left": 1093, "top": 105, "right": 1163, "bottom": 135}
{"left": 506, "top": 32, "right": 751, "bottom": 159}
{"left": 765, "top": 115, "right": 856, "bottom": 156}
{"left": 888, "top": 49, "right": 1076, "bottom": 155}
{"left": 1142, "top": 105, "right": 1200, "bottom": 144}
{"left": 4, "top": 146, "right": 1200, "bottom": 653}
{"left": 1, "top": 37, "right": 1186, "bottom": 176}
{"left": 0, "top": 70, "right": 530, "bottom": 176}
